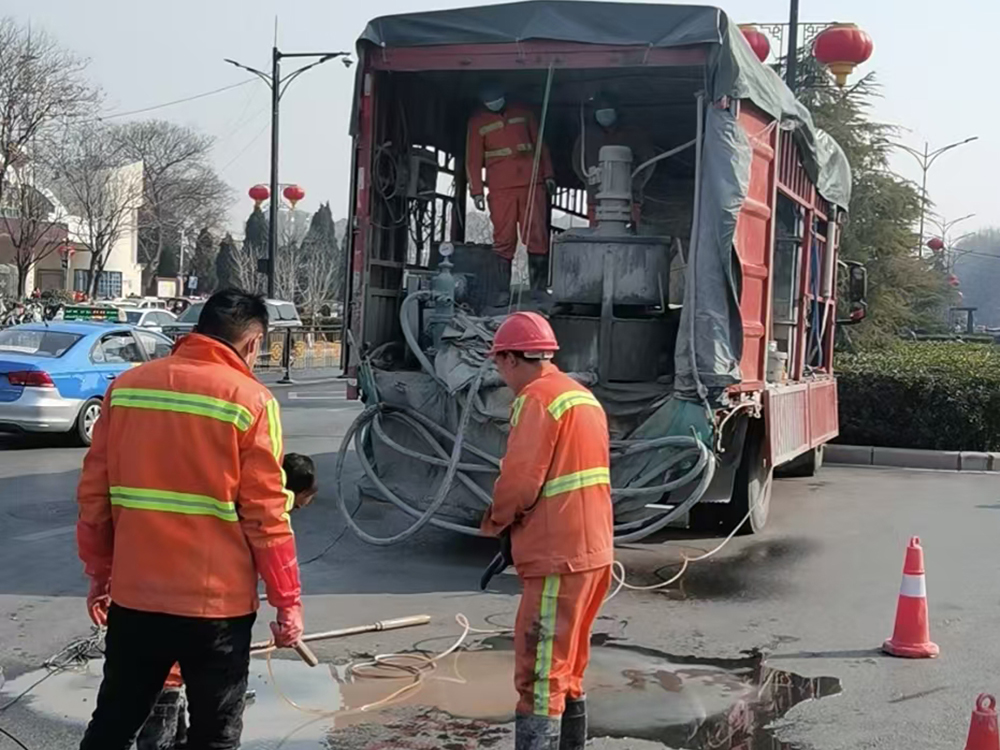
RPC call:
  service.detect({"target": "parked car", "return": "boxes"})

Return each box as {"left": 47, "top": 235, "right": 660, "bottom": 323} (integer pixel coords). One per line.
{"left": 0, "top": 322, "right": 173, "bottom": 446}
{"left": 118, "top": 307, "right": 177, "bottom": 333}
{"left": 162, "top": 299, "right": 302, "bottom": 338}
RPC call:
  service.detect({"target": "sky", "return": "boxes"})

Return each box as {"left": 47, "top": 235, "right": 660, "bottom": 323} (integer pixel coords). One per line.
{"left": 10, "top": 0, "right": 1000, "bottom": 239}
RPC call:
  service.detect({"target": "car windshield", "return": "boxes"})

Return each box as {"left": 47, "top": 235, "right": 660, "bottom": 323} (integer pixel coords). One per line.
{"left": 177, "top": 302, "right": 203, "bottom": 323}
{"left": 267, "top": 302, "right": 299, "bottom": 322}
{"left": 0, "top": 329, "right": 82, "bottom": 358}
{"left": 123, "top": 311, "right": 142, "bottom": 324}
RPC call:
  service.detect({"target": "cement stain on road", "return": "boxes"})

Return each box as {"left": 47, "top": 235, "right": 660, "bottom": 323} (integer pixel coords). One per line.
{"left": 1, "top": 636, "right": 839, "bottom": 750}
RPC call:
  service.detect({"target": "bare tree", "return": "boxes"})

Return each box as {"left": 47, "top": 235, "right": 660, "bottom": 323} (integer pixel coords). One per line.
{"left": 0, "top": 17, "right": 96, "bottom": 209}
{"left": 0, "top": 157, "right": 65, "bottom": 294}
{"left": 231, "top": 245, "right": 264, "bottom": 294}
{"left": 114, "top": 120, "right": 231, "bottom": 293}
{"left": 49, "top": 123, "right": 142, "bottom": 296}
{"left": 298, "top": 243, "right": 339, "bottom": 321}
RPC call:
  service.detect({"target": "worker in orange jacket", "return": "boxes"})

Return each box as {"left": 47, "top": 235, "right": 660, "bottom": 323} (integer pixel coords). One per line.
{"left": 76, "top": 289, "right": 304, "bottom": 750}
{"left": 481, "top": 312, "right": 614, "bottom": 750}
{"left": 467, "top": 85, "right": 555, "bottom": 295}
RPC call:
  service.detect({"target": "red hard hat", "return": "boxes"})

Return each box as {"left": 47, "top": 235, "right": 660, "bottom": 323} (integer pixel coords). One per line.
{"left": 490, "top": 311, "right": 559, "bottom": 355}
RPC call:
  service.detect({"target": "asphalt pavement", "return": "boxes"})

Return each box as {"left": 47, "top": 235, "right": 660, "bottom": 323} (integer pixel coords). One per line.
{"left": 0, "top": 378, "right": 997, "bottom": 749}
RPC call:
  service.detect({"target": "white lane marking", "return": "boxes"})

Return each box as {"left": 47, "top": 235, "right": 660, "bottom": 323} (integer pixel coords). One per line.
{"left": 900, "top": 573, "right": 927, "bottom": 598}
{"left": 288, "top": 392, "right": 347, "bottom": 400}
{"left": 13, "top": 524, "right": 76, "bottom": 542}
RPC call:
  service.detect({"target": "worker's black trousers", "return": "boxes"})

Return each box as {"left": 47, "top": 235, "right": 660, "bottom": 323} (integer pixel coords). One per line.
{"left": 79, "top": 603, "right": 255, "bottom": 750}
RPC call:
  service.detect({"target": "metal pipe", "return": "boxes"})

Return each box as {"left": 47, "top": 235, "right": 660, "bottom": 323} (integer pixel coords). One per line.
{"left": 278, "top": 327, "right": 293, "bottom": 384}
{"left": 687, "top": 92, "right": 706, "bottom": 401}
{"left": 251, "top": 615, "right": 432, "bottom": 653}
{"left": 267, "top": 46, "right": 281, "bottom": 299}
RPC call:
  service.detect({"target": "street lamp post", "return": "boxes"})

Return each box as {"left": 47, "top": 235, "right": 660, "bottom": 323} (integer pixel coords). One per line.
{"left": 225, "top": 48, "right": 351, "bottom": 298}
{"left": 785, "top": 0, "right": 800, "bottom": 90}
{"left": 893, "top": 138, "right": 978, "bottom": 253}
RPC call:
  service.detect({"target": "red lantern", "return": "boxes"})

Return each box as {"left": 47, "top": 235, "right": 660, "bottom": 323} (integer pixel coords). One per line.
{"left": 926, "top": 237, "right": 945, "bottom": 252}
{"left": 813, "top": 23, "right": 874, "bottom": 87}
{"left": 948, "top": 274, "right": 960, "bottom": 287}
{"left": 283, "top": 184, "right": 305, "bottom": 210}
{"left": 249, "top": 184, "right": 270, "bottom": 209}
{"left": 739, "top": 25, "right": 771, "bottom": 63}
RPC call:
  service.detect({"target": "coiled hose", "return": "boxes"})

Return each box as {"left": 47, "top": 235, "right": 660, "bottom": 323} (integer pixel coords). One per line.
{"left": 334, "top": 292, "right": 717, "bottom": 545}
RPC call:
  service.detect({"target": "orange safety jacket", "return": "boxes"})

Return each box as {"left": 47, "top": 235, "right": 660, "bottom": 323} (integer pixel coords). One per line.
{"left": 76, "top": 334, "right": 298, "bottom": 619}
{"left": 466, "top": 103, "right": 554, "bottom": 197}
{"left": 481, "top": 362, "right": 614, "bottom": 577}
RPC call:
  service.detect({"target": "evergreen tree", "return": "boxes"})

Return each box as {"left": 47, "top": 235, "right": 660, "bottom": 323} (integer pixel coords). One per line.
{"left": 190, "top": 227, "right": 218, "bottom": 295}
{"left": 796, "top": 60, "right": 952, "bottom": 345}
{"left": 215, "top": 233, "right": 240, "bottom": 290}
{"left": 157, "top": 241, "right": 180, "bottom": 278}
{"left": 243, "top": 206, "right": 268, "bottom": 260}
{"left": 297, "top": 202, "right": 343, "bottom": 318}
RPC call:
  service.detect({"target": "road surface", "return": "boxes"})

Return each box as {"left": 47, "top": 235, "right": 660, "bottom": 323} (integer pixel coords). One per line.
{"left": 0, "top": 378, "right": 995, "bottom": 749}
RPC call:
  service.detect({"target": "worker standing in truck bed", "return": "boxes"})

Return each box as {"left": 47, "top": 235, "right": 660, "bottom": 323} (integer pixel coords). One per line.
{"left": 481, "top": 311, "right": 614, "bottom": 750}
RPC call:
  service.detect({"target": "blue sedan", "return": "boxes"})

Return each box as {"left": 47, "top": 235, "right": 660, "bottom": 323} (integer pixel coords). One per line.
{"left": 0, "top": 322, "right": 174, "bottom": 446}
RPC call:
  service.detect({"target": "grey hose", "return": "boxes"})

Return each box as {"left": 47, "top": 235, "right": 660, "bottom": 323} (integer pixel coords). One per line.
{"left": 335, "top": 395, "right": 716, "bottom": 543}
{"left": 333, "top": 290, "right": 717, "bottom": 544}
{"left": 334, "top": 365, "right": 488, "bottom": 545}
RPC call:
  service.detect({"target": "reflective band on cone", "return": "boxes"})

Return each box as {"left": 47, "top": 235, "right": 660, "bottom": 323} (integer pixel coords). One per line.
{"left": 883, "top": 536, "right": 939, "bottom": 658}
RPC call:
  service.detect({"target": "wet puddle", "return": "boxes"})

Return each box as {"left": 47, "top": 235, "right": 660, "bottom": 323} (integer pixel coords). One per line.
{"left": 0, "top": 637, "right": 839, "bottom": 749}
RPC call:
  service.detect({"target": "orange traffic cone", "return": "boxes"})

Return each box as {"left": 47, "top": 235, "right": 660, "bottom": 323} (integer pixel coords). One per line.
{"left": 965, "top": 694, "right": 999, "bottom": 750}
{"left": 882, "top": 536, "right": 939, "bottom": 658}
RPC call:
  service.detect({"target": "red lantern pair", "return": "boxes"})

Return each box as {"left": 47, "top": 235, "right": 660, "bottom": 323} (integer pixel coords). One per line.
{"left": 740, "top": 22, "right": 873, "bottom": 88}
{"left": 247, "top": 184, "right": 306, "bottom": 210}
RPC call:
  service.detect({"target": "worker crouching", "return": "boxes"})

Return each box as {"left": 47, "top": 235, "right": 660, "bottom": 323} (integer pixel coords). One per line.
{"left": 482, "top": 312, "right": 614, "bottom": 750}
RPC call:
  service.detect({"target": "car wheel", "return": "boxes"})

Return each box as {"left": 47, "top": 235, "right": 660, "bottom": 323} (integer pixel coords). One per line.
{"left": 75, "top": 398, "right": 102, "bottom": 447}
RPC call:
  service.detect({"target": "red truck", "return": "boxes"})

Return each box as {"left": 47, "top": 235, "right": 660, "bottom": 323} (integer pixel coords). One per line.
{"left": 337, "top": 1, "right": 867, "bottom": 543}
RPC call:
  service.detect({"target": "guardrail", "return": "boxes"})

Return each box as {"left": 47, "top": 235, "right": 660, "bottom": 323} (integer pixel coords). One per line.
{"left": 255, "top": 326, "right": 343, "bottom": 380}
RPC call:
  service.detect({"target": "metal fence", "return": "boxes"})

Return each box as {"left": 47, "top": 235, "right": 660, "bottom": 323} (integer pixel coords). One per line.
{"left": 254, "top": 325, "right": 343, "bottom": 378}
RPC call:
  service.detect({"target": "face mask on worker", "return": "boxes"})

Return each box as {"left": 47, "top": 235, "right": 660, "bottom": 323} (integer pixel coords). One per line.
{"left": 485, "top": 96, "right": 506, "bottom": 112}
{"left": 595, "top": 108, "right": 617, "bottom": 128}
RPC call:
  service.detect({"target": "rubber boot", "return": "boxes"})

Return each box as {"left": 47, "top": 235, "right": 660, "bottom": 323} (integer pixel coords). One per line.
{"left": 560, "top": 696, "right": 587, "bottom": 750}
{"left": 528, "top": 252, "right": 550, "bottom": 293}
{"left": 485, "top": 252, "right": 512, "bottom": 309}
{"left": 515, "top": 713, "right": 562, "bottom": 750}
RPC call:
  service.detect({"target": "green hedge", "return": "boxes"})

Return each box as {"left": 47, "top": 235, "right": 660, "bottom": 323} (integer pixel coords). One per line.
{"left": 837, "top": 343, "right": 1000, "bottom": 451}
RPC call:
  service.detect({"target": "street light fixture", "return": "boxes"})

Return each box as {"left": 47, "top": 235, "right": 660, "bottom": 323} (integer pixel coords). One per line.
{"left": 224, "top": 49, "right": 352, "bottom": 297}
{"left": 892, "top": 138, "right": 978, "bottom": 254}
{"left": 925, "top": 214, "right": 977, "bottom": 273}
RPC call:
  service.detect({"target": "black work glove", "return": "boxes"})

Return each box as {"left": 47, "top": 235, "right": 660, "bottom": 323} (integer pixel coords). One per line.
{"left": 479, "top": 529, "right": 513, "bottom": 590}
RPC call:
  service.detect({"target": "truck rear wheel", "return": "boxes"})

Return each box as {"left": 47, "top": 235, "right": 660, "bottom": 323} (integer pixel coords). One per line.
{"left": 689, "top": 419, "right": 772, "bottom": 535}
{"left": 728, "top": 425, "right": 773, "bottom": 534}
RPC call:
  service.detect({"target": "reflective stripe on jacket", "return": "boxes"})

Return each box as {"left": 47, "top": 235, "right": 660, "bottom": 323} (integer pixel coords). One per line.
{"left": 466, "top": 104, "right": 554, "bottom": 196}
{"left": 77, "top": 334, "right": 296, "bottom": 618}
{"left": 482, "top": 363, "right": 614, "bottom": 577}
